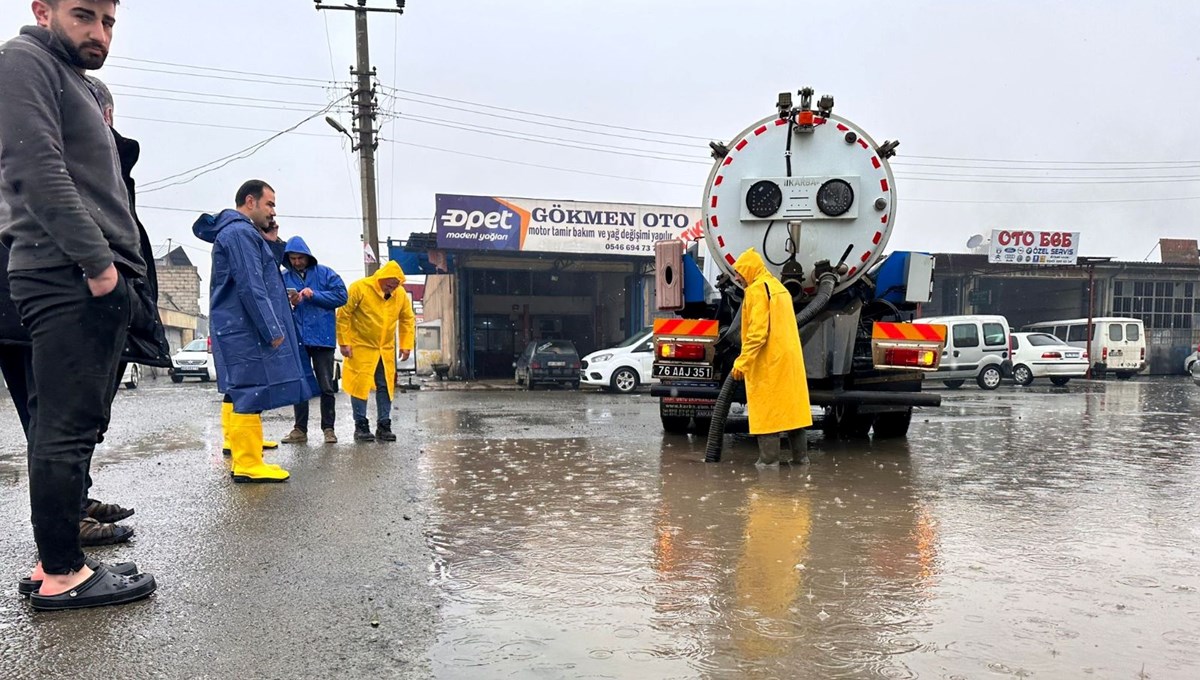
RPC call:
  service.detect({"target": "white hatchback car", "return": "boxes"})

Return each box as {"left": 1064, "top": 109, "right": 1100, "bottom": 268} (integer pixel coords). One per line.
{"left": 1010, "top": 332, "right": 1089, "bottom": 386}
{"left": 580, "top": 328, "right": 656, "bottom": 394}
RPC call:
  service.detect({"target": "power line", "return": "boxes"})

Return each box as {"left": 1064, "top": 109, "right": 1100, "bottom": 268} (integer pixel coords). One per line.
{"left": 905, "top": 195, "right": 1200, "bottom": 204}
{"left": 108, "top": 56, "right": 332, "bottom": 85}
{"left": 109, "top": 82, "right": 340, "bottom": 109}
{"left": 897, "top": 174, "right": 1200, "bottom": 185}
{"left": 123, "top": 115, "right": 335, "bottom": 138}
{"left": 141, "top": 95, "right": 353, "bottom": 193}
{"left": 108, "top": 90, "right": 353, "bottom": 115}
{"left": 139, "top": 205, "right": 430, "bottom": 221}
{"left": 903, "top": 153, "right": 1200, "bottom": 166}
{"left": 104, "top": 63, "right": 340, "bottom": 90}
{"left": 379, "top": 137, "right": 701, "bottom": 187}
{"left": 396, "top": 114, "right": 709, "bottom": 165}
{"left": 381, "top": 85, "right": 713, "bottom": 143}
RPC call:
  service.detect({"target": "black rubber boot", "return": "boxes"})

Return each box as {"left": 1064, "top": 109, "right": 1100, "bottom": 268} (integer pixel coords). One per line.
{"left": 756, "top": 434, "right": 782, "bottom": 466}
{"left": 354, "top": 419, "right": 375, "bottom": 442}
{"left": 787, "top": 429, "right": 809, "bottom": 465}
{"left": 375, "top": 420, "right": 397, "bottom": 443}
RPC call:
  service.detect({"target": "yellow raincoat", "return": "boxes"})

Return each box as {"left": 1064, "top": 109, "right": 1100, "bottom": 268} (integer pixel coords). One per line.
{"left": 336, "top": 260, "right": 416, "bottom": 400}
{"left": 731, "top": 249, "right": 812, "bottom": 434}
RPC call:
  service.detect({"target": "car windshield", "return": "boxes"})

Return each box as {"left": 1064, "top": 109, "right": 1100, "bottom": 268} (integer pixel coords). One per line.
{"left": 183, "top": 339, "right": 208, "bottom": 352}
{"left": 1027, "top": 334, "right": 1062, "bottom": 347}
{"left": 535, "top": 341, "right": 576, "bottom": 355}
{"left": 612, "top": 329, "right": 653, "bottom": 349}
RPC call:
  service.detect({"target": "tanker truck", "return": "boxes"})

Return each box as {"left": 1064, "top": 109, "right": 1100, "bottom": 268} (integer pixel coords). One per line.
{"left": 651, "top": 89, "right": 947, "bottom": 459}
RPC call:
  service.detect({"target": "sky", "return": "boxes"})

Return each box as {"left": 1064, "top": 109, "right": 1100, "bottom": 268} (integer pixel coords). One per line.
{"left": 3, "top": 0, "right": 1198, "bottom": 312}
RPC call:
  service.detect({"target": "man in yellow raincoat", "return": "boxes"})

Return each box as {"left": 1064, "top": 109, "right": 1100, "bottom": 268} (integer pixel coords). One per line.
{"left": 337, "top": 260, "right": 416, "bottom": 443}
{"left": 730, "top": 248, "right": 812, "bottom": 465}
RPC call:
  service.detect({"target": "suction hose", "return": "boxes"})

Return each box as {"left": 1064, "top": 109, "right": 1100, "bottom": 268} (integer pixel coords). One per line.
{"left": 704, "top": 271, "right": 839, "bottom": 463}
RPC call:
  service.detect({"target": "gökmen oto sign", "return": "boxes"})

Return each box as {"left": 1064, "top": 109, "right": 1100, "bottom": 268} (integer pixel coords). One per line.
{"left": 988, "top": 229, "right": 1080, "bottom": 265}
{"left": 433, "top": 194, "right": 700, "bottom": 256}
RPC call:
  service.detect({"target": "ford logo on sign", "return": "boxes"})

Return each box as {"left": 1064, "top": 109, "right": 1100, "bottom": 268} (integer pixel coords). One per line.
{"left": 1004, "top": 247, "right": 1016, "bottom": 254}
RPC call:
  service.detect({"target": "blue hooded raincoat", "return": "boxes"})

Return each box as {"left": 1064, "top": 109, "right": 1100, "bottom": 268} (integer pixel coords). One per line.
{"left": 282, "top": 236, "right": 347, "bottom": 349}
{"left": 193, "top": 209, "right": 317, "bottom": 413}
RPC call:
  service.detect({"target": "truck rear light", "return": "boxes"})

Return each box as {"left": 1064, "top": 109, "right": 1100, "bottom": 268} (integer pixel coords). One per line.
{"left": 1041, "top": 352, "right": 1062, "bottom": 359}
{"left": 883, "top": 347, "right": 938, "bottom": 368}
{"left": 658, "top": 342, "right": 706, "bottom": 361}
{"left": 1102, "top": 347, "right": 1108, "bottom": 361}
{"left": 1140, "top": 348, "right": 1145, "bottom": 361}
{"left": 531, "top": 361, "right": 541, "bottom": 369}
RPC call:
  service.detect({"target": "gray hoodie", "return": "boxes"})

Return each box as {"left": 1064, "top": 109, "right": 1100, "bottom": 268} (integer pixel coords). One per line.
{"left": 0, "top": 26, "right": 144, "bottom": 278}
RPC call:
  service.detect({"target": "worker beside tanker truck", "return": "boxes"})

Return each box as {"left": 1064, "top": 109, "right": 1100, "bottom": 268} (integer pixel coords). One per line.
{"left": 652, "top": 89, "right": 949, "bottom": 461}
{"left": 730, "top": 248, "right": 811, "bottom": 466}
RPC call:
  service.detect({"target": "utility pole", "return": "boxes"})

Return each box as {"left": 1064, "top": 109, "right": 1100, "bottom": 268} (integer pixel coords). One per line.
{"left": 315, "top": 0, "right": 406, "bottom": 276}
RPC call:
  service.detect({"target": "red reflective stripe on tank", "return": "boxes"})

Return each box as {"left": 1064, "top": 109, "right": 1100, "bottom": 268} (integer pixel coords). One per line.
{"left": 717, "top": 236, "right": 725, "bottom": 247}
{"left": 723, "top": 156, "right": 733, "bottom": 166}
{"left": 847, "top": 266, "right": 857, "bottom": 277}
{"left": 858, "top": 138, "right": 869, "bottom": 149}
{"left": 754, "top": 125, "right": 768, "bottom": 136}
{"left": 725, "top": 253, "right": 736, "bottom": 265}
{"left": 711, "top": 196, "right": 718, "bottom": 208}
{"left": 710, "top": 215, "right": 719, "bottom": 227}
{"left": 775, "top": 118, "right": 789, "bottom": 126}
{"left": 873, "top": 231, "right": 882, "bottom": 245}
{"left": 813, "top": 116, "right": 826, "bottom": 125}
{"left": 735, "top": 139, "right": 748, "bottom": 151}
{"left": 714, "top": 175, "right": 724, "bottom": 186}
{"left": 836, "top": 123, "right": 849, "bottom": 132}
{"left": 881, "top": 215, "right": 888, "bottom": 224}
{"left": 861, "top": 251, "right": 871, "bottom": 263}
{"left": 880, "top": 178, "right": 889, "bottom": 192}
{"left": 871, "top": 157, "right": 881, "bottom": 169}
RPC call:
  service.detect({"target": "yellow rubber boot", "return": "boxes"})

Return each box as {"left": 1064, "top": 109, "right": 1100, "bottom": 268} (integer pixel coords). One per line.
{"left": 221, "top": 401, "right": 233, "bottom": 456}
{"left": 229, "top": 412, "right": 290, "bottom": 483}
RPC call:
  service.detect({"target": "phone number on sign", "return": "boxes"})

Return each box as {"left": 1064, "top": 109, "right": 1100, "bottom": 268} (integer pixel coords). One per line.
{"left": 605, "top": 243, "right": 653, "bottom": 253}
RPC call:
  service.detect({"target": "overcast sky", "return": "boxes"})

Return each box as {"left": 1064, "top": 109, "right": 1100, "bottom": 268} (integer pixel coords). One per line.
{"left": 3, "top": 0, "right": 1198, "bottom": 309}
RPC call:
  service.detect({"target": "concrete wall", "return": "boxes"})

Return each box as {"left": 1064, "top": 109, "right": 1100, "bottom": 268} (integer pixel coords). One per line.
{"left": 422, "top": 274, "right": 459, "bottom": 375}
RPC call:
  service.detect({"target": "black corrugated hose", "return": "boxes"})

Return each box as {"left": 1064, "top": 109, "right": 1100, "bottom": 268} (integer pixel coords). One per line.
{"left": 704, "top": 271, "right": 839, "bottom": 463}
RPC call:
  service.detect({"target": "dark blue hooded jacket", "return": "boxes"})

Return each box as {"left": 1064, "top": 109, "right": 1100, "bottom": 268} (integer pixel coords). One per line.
{"left": 193, "top": 209, "right": 316, "bottom": 413}
{"left": 282, "top": 236, "right": 347, "bottom": 349}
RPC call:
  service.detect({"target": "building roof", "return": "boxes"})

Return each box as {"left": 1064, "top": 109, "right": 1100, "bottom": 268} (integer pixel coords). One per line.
{"left": 154, "top": 246, "right": 194, "bottom": 268}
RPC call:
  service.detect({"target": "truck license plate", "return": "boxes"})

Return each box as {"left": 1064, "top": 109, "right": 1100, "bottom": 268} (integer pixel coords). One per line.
{"left": 654, "top": 364, "right": 714, "bottom": 380}
{"left": 548, "top": 361, "right": 566, "bottom": 367}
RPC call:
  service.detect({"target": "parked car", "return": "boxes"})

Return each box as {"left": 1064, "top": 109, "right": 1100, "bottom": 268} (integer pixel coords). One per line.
{"left": 120, "top": 363, "right": 141, "bottom": 389}
{"left": 170, "top": 338, "right": 216, "bottom": 383}
{"left": 514, "top": 339, "right": 581, "bottom": 390}
{"left": 580, "top": 328, "right": 656, "bottom": 394}
{"left": 917, "top": 315, "right": 1013, "bottom": 390}
{"left": 1010, "top": 332, "right": 1088, "bottom": 386}
{"left": 1022, "top": 317, "right": 1146, "bottom": 379}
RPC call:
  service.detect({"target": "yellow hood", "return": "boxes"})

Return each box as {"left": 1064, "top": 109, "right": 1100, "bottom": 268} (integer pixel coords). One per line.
{"left": 371, "top": 260, "right": 406, "bottom": 292}
{"left": 733, "top": 248, "right": 768, "bottom": 285}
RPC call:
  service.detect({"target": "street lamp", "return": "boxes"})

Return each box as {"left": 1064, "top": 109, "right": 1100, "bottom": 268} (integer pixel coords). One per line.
{"left": 326, "top": 116, "right": 354, "bottom": 146}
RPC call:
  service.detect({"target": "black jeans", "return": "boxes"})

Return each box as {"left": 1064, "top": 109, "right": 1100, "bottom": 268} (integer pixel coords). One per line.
{"left": 294, "top": 346, "right": 336, "bottom": 432}
{"left": 0, "top": 344, "right": 32, "bottom": 434}
{"left": 10, "top": 266, "right": 131, "bottom": 575}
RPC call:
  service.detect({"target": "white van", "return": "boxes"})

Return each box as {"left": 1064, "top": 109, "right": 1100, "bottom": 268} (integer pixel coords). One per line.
{"left": 1022, "top": 317, "right": 1146, "bottom": 379}
{"left": 917, "top": 315, "right": 1013, "bottom": 390}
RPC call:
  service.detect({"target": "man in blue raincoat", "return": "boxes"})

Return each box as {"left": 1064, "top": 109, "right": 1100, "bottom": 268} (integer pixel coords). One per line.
{"left": 192, "top": 180, "right": 316, "bottom": 483}
{"left": 279, "top": 236, "right": 346, "bottom": 445}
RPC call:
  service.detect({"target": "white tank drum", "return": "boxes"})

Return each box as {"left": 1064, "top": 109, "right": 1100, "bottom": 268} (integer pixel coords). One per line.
{"left": 701, "top": 89, "right": 898, "bottom": 296}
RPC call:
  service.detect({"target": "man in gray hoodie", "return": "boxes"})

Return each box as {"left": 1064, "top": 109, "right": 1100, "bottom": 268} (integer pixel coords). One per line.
{"left": 0, "top": 0, "right": 156, "bottom": 610}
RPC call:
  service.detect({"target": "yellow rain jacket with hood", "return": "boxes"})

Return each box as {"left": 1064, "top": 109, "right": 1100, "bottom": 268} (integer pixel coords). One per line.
{"left": 336, "top": 260, "right": 416, "bottom": 401}
{"left": 730, "top": 248, "right": 812, "bottom": 434}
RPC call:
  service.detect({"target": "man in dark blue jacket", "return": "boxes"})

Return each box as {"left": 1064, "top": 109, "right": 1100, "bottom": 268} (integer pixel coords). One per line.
{"left": 279, "top": 236, "right": 347, "bottom": 444}
{"left": 193, "top": 180, "right": 317, "bottom": 483}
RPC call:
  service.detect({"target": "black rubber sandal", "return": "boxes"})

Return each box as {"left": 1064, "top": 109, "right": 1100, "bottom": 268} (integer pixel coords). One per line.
{"left": 18, "top": 559, "right": 138, "bottom": 597}
{"left": 30, "top": 566, "right": 156, "bottom": 611}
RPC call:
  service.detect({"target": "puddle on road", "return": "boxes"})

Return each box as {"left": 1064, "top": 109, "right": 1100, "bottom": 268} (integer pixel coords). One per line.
{"left": 415, "top": 380, "right": 1200, "bottom": 678}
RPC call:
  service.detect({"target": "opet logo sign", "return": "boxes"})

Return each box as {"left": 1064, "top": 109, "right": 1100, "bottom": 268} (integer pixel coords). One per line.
{"left": 435, "top": 195, "right": 526, "bottom": 251}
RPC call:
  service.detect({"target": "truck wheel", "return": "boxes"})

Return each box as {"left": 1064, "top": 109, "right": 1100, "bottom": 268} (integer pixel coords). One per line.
{"left": 1012, "top": 364, "right": 1034, "bottom": 387}
{"left": 977, "top": 365, "right": 1002, "bottom": 390}
{"left": 873, "top": 409, "right": 912, "bottom": 438}
{"left": 942, "top": 380, "right": 965, "bottom": 389}
{"left": 171, "top": 375, "right": 183, "bottom": 384}
{"left": 826, "top": 405, "right": 873, "bottom": 438}
{"left": 610, "top": 367, "right": 638, "bottom": 394}
{"left": 1050, "top": 377, "right": 1071, "bottom": 387}
{"left": 1115, "top": 372, "right": 1133, "bottom": 380}
{"left": 661, "top": 415, "right": 690, "bottom": 435}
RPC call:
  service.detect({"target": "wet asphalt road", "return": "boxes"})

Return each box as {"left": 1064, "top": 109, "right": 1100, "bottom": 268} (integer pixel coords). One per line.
{"left": 1, "top": 376, "right": 1199, "bottom": 679}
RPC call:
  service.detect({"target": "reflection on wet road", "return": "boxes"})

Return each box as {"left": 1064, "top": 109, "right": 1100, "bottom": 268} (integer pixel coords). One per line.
{"left": 420, "top": 380, "right": 1200, "bottom": 679}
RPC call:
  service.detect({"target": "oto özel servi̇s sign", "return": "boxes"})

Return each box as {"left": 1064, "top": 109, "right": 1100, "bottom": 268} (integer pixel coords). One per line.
{"left": 988, "top": 229, "right": 1080, "bottom": 265}
{"left": 434, "top": 194, "right": 701, "bottom": 256}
